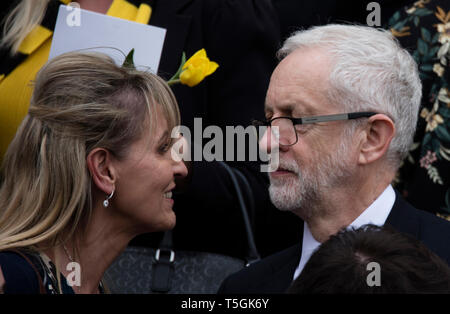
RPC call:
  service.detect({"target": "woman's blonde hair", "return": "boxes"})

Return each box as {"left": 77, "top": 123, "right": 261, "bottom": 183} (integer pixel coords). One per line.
{"left": 1, "top": 0, "right": 51, "bottom": 54}
{"left": 0, "top": 51, "right": 180, "bottom": 252}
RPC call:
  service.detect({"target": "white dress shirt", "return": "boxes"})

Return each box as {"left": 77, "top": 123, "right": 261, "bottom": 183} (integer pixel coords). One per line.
{"left": 293, "top": 184, "right": 396, "bottom": 281}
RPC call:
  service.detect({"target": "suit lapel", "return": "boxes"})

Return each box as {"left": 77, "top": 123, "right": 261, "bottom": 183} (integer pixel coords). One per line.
{"left": 385, "top": 191, "right": 420, "bottom": 239}
{"left": 270, "top": 244, "right": 302, "bottom": 291}
{"left": 262, "top": 225, "right": 304, "bottom": 292}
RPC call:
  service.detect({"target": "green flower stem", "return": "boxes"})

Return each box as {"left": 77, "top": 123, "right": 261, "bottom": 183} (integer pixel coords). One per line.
{"left": 168, "top": 79, "right": 181, "bottom": 86}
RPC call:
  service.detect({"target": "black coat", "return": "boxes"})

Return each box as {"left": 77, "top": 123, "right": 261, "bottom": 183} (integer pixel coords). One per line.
{"left": 218, "top": 193, "right": 450, "bottom": 293}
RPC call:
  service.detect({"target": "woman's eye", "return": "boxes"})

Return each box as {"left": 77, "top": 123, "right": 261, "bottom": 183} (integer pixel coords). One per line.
{"left": 159, "top": 142, "right": 170, "bottom": 152}
{"left": 159, "top": 138, "right": 174, "bottom": 153}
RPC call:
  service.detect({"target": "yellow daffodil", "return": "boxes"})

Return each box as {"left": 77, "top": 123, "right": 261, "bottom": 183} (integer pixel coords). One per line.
{"left": 167, "top": 49, "right": 219, "bottom": 87}
{"left": 123, "top": 48, "right": 218, "bottom": 88}
{"left": 178, "top": 49, "right": 219, "bottom": 87}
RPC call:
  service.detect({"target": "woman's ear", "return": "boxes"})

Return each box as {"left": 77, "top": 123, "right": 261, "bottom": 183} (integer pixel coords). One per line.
{"left": 358, "top": 114, "right": 395, "bottom": 165}
{"left": 86, "top": 148, "right": 116, "bottom": 195}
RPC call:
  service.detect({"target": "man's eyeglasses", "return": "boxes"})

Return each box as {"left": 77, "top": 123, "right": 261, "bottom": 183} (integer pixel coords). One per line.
{"left": 252, "top": 112, "right": 378, "bottom": 146}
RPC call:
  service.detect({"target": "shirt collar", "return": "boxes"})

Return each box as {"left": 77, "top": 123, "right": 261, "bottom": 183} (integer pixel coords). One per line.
{"left": 293, "top": 185, "right": 396, "bottom": 280}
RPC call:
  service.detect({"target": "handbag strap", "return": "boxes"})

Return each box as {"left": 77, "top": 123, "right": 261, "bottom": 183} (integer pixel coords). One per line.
{"left": 151, "top": 231, "right": 175, "bottom": 293}
{"left": 217, "top": 161, "right": 260, "bottom": 264}
{"left": 232, "top": 167, "right": 256, "bottom": 232}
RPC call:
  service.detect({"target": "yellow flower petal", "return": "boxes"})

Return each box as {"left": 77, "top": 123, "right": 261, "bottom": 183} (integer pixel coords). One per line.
{"left": 183, "top": 49, "right": 207, "bottom": 69}
{"left": 206, "top": 61, "right": 219, "bottom": 76}
{"left": 179, "top": 49, "right": 219, "bottom": 87}
{"left": 180, "top": 64, "right": 204, "bottom": 87}
{"left": 192, "top": 48, "right": 207, "bottom": 59}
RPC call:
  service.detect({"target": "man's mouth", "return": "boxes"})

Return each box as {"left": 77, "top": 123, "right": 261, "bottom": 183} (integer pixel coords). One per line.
{"left": 271, "top": 166, "right": 296, "bottom": 176}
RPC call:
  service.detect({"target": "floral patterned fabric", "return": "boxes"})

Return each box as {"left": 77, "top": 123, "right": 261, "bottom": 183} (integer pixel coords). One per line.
{"left": 388, "top": 0, "right": 450, "bottom": 220}
{"left": 37, "top": 251, "right": 75, "bottom": 294}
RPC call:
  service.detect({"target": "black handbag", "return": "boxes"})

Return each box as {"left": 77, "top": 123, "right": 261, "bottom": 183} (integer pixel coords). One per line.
{"left": 104, "top": 161, "right": 260, "bottom": 294}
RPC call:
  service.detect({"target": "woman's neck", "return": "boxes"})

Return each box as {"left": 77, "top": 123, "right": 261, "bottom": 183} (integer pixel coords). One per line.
{"left": 43, "top": 206, "right": 137, "bottom": 294}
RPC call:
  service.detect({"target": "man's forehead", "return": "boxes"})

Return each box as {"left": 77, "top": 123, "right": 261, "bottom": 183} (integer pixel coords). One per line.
{"left": 264, "top": 99, "right": 316, "bottom": 116}
{"left": 265, "top": 49, "right": 333, "bottom": 116}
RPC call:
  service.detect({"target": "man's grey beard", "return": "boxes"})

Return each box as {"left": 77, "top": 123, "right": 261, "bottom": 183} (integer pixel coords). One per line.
{"left": 268, "top": 140, "right": 354, "bottom": 219}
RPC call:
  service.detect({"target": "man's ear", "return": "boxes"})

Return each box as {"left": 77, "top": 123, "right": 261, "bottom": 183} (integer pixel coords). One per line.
{"left": 86, "top": 148, "right": 116, "bottom": 195}
{"left": 358, "top": 114, "right": 395, "bottom": 165}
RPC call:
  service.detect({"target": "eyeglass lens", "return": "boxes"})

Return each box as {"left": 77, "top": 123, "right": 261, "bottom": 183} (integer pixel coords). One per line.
{"left": 271, "top": 118, "right": 297, "bottom": 146}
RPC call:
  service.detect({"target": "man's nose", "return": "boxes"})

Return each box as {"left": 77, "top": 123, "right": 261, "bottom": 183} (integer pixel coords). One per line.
{"left": 259, "top": 126, "right": 279, "bottom": 154}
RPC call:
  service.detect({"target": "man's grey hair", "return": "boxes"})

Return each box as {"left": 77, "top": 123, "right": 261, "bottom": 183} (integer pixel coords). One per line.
{"left": 278, "top": 24, "right": 422, "bottom": 169}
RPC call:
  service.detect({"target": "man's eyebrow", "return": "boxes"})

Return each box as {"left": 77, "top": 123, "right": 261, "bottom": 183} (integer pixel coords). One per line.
{"left": 264, "top": 105, "right": 273, "bottom": 115}
{"left": 265, "top": 100, "right": 317, "bottom": 117}
{"left": 264, "top": 103, "right": 295, "bottom": 116}
{"left": 277, "top": 103, "right": 296, "bottom": 114}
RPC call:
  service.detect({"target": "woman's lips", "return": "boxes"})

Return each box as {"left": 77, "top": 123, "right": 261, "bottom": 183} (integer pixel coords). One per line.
{"left": 164, "top": 190, "right": 174, "bottom": 206}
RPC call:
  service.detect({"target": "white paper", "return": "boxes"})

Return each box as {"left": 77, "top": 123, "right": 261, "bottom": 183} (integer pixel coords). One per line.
{"left": 49, "top": 4, "right": 166, "bottom": 73}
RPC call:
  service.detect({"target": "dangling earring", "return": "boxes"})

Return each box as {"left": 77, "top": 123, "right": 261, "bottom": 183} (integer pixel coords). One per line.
{"left": 103, "top": 189, "right": 115, "bottom": 208}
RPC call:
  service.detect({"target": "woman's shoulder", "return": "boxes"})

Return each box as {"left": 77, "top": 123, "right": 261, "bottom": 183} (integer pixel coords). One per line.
{"left": 0, "top": 250, "right": 44, "bottom": 294}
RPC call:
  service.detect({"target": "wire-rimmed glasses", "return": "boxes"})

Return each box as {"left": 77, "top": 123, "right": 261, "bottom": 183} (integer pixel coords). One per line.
{"left": 252, "top": 112, "right": 378, "bottom": 146}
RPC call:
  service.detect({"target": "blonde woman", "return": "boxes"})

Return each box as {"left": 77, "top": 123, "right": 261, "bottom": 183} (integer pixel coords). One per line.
{"left": 0, "top": 51, "right": 187, "bottom": 294}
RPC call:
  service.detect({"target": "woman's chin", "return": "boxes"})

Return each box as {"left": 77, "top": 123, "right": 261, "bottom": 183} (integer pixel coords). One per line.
{"left": 164, "top": 214, "right": 176, "bottom": 231}
{"left": 147, "top": 212, "right": 176, "bottom": 233}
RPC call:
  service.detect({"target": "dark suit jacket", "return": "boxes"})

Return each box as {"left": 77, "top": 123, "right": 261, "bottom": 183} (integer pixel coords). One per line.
{"left": 218, "top": 193, "right": 450, "bottom": 293}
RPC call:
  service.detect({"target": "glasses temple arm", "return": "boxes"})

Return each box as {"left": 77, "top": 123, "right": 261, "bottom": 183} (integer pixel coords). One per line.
{"left": 347, "top": 112, "right": 377, "bottom": 120}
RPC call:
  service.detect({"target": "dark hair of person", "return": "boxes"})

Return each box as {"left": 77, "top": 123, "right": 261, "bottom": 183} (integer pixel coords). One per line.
{"left": 287, "top": 224, "right": 450, "bottom": 294}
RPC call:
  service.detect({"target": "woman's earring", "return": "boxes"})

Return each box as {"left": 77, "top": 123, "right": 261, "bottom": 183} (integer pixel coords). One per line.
{"left": 103, "top": 189, "right": 115, "bottom": 208}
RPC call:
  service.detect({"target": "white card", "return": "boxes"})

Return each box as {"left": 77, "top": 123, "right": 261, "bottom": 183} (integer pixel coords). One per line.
{"left": 49, "top": 4, "right": 166, "bottom": 73}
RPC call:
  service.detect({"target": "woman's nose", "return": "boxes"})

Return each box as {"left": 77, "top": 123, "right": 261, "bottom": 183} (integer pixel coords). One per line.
{"left": 174, "top": 159, "right": 188, "bottom": 178}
